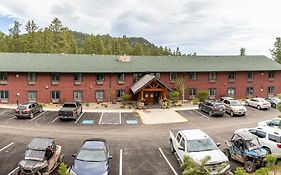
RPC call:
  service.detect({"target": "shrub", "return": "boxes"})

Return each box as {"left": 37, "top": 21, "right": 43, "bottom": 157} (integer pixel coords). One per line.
{"left": 197, "top": 91, "right": 208, "bottom": 102}
{"left": 85, "top": 103, "right": 90, "bottom": 107}
{"left": 277, "top": 93, "right": 281, "bottom": 99}
{"left": 181, "top": 155, "right": 210, "bottom": 175}
{"left": 277, "top": 103, "right": 281, "bottom": 113}
{"left": 265, "top": 154, "right": 277, "bottom": 168}
{"left": 121, "top": 93, "right": 131, "bottom": 102}
{"left": 192, "top": 97, "right": 200, "bottom": 105}
{"left": 58, "top": 162, "right": 69, "bottom": 175}
{"left": 234, "top": 167, "right": 246, "bottom": 175}
{"left": 170, "top": 90, "right": 180, "bottom": 102}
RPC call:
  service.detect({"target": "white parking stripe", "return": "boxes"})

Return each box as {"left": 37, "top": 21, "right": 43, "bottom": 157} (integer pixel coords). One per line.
{"left": 119, "top": 149, "right": 123, "bottom": 175}
{"left": 0, "top": 142, "right": 14, "bottom": 152}
{"left": 30, "top": 111, "right": 47, "bottom": 121}
{"left": 98, "top": 113, "right": 104, "bottom": 124}
{"left": 8, "top": 167, "right": 19, "bottom": 175}
{"left": 192, "top": 109, "right": 211, "bottom": 120}
{"left": 8, "top": 116, "right": 17, "bottom": 120}
{"left": 0, "top": 109, "right": 12, "bottom": 116}
{"left": 75, "top": 112, "right": 84, "bottom": 124}
{"left": 119, "top": 112, "right": 122, "bottom": 124}
{"left": 158, "top": 147, "right": 178, "bottom": 175}
{"left": 51, "top": 117, "right": 59, "bottom": 123}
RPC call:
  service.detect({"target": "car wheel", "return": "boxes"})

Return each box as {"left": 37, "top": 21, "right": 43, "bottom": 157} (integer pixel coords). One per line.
{"left": 244, "top": 161, "right": 256, "bottom": 173}
{"left": 222, "top": 148, "right": 231, "bottom": 160}
{"left": 257, "top": 105, "right": 261, "bottom": 110}
{"left": 230, "top": 111, "right": 234, "bottom": 117}
{"left": 170, "top": 141, "right": 175, "bottom": 153}
{"left": 245, "top": 101, "right": 249, "bottom": 106}
{"left": 272, "top": 104, "right": 276, "bottom": 108}
{"left": 30, "top": 112, "right": 34, "bottom": 119}
{"left": 263, "top": 147, "right": 271, "bottom": 154}
{"left": 209, "top": 111, "right": 213, "bottom": 117}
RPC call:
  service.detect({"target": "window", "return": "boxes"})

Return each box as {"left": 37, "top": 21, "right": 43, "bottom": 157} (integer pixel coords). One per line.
{"left": 268, "top": 119, "right": 281, "bottom": 127}
{"left": 117, "top": 73, "right": 125, "bottom": 83}
{"left": 0, "top": 72, "right": 8, "bottom": 81}
{"left": 189, "top": 72, "right": 197, "bottom": 80}
{"left": 208, "top": 88, "right": 216, "bottom": 96}
{"left": 249, "top": 129, "right": 266, "bottom": 138}
{"left": 189, "top": 88, "right": 197, "bottom": 96}
{"left": 268, "top": 134, "right": 281, "bottom": 143}
{"left": 227, "top": 88, "right": 236, "bottom": 97}
{"left": 150, "top": 73, "right": 161, "bottom": 78}
{"left": 116, "top": 90, "right": 125, "bottom": 101}
{"left": 247, "top": 71, "right": 254, "bottom": 80}
{"left": 27, "top": 72, "right": 36, "bottom": 83}
{"left": 27, "top": 91, "right": 37, "bottom": 101}
{"left": 208, "top": 72, "right": 216, "bottom": 81}
{"left": 170, "top": 73, "right": 177, "bottom": 82}
{"left": 228, "top": 72, "right": 236, "bottom": 81}
{"left": 0, "top": 90, "right": 8, "bottom": 100}
{"left": 268, "top": 71, "right": 275, "bottom": 80}
{"left": 246, "top": 87, "right": 254, "bottom": 96}
{"left": 73, "top": 91, "right": 83, "bottom": 101}
{"left": 74, "top": 73, "right": 82, "bottom": 82}
{"left": 179, "top": 138, "right": 185, "bottom": 150}
{"left": 51, "top": 73, "right": 60, "bottom": 83}
{"left": 268, "top": 86, "right": 275, "bottom": 95}
{"left": 51, "top": 91, "right": 60, "bottom": 99}
{"left": 96, "top": 90, "right": 104, "bottom": 102}
{"left": 176, "top": 133, "right": 182, "bottom": 143}
{"left": 96, "top": 73, "right": 104, "bottom": 82}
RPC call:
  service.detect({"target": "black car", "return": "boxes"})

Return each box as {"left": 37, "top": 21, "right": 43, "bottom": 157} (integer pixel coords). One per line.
{"left": 198, "top": 100, "right": 225, "bottom": 116}
{"left": 265, "top": 97, "right": 281, "bottom": 108}
{"left": 70, "top": 138, "right": 112, "bottom": 175}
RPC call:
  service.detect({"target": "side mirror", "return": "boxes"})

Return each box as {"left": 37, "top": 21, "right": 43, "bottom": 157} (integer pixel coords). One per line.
{"left": 108, "top": 155, "right": 113, "bottom": 159}
{"left": 217, "top": 143, "right": 221, "bottom": 147}
{"left": 178, "top": 146, "right": 185, "bottom": 151}
{"left": 72, "top": 154, "right": 76, "bottom": 157}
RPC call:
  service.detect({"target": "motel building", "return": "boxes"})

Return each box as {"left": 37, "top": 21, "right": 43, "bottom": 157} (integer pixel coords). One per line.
{"left": 0, "top": 53, "right": 281, "bottom": 105}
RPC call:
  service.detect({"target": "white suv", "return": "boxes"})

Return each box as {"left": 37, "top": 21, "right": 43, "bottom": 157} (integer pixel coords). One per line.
{"left": 237, "top": 127, "right": 281, "bottom": 158}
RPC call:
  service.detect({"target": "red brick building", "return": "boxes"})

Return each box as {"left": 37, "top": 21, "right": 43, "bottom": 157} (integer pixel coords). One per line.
{"left": 0, "top": 53, "right": 281, "bottom": 104}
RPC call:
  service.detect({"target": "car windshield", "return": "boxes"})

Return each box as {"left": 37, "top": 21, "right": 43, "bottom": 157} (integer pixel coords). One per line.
{"left": 62, "top": 103, "right": 76, "bottom": 108}
{"left": 25, "top": 149, "right": 45, "bottom": 161}
{"left": 245, "top": 139, "right": 260, "bottom": 150}
{"left": 272, "top": 98, "right": 281, "bottom": 103}
{"left": 186, "top": 138, "right": 217, "bottom": 152}
{"left": 214, "top": 104, "right": 223, "bottom": 108}
{"left": 76, "top": 149, "right": 106, "bottom": 162}
{"left": 18, "top": 105, "right": 27, "bottom": 110}
{"left": 229, "top": 100, "right": 241, "bottom": 106}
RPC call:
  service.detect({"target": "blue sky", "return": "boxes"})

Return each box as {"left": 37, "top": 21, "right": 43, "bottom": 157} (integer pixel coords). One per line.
{"left": 0, "top": 0, "right": 281, "bottom": 57}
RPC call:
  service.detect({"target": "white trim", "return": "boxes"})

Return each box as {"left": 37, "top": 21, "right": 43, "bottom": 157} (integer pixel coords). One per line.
{"left": 30, "top": 111, "right": 47, "bottom": 121}
{"left": 0, "top": 142, "right": 14, "bottom": 152}
{"left": 98, "top": 113, "right": 104, "bottom": 124}
{"left": 119, "top": 149, "right": 123, "bottom": 175}
{"left": 193, "top": 109, "right": 211, "bottom": 120}
{"left": 75, "top": 112, "right": 84, "bottom": 124}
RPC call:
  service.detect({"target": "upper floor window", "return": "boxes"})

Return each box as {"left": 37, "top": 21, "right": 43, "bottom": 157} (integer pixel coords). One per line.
{"left": 189, "top": 72, "right": 197, "bottom": 80}
{"left": 268, "top": 71, "right": 275, "bottom": 80}
{"left": 117, "top": 73, "right": 125, "bottom": 83}
{"left": 228, "top": 72, "right": 236, "bottom": 81}
{"left": 0, "top": 72, "right": 8, "bottom": 81}
{"left": 170, "top": 73, "right": 178, "bottom": 82}
{"left": 268, "top": 86, "right": 275, "bottom": 95}
{"left": 28, "top": 72, "right": 36, "bottom": 83}
{"left": 247, "top": 71, "right": 254, "bottom": 80}
{"left": 51, "top": 73, "right": 60, "bottom": 84}
{"left": 96, "top": 73, "right": 104, "bottom": 84}
{"left": 209, "top": 72, "right": 216, "bottom": 81}
{"left": 74, "top": 73, "right": 82, "bottom": 83}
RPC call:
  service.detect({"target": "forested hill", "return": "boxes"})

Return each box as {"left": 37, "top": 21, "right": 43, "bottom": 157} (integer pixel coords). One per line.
{"left": 0, "top": 18, "right": 183, "bottom": 56}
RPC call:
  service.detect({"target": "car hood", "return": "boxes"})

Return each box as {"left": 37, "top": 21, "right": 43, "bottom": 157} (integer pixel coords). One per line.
{"left": 231, "top": 106, "right": 247, "bottom": 111}
{"left": 188, "top": 149, "right": 228, "bottom": 165}
{"left": 18, "top": 159, "right": 47, "bottom": 171}
{"left": 72, "top": 160, "right": 108, "bottom": 175}
{"left": 258, "top": 120, "right": 269, "bottom": 126}
{"left": 59, "top": 107, "right": 76, "bottom": 112}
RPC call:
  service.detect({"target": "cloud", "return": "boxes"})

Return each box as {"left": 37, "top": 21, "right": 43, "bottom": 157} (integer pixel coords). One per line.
{"left": 0, "top": 0, "right": 280, "bottom": 57}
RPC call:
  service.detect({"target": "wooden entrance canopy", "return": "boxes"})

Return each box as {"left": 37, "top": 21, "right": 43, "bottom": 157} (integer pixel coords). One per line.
{"left": 131, "top": 74, "right": 172, "bottom": 104}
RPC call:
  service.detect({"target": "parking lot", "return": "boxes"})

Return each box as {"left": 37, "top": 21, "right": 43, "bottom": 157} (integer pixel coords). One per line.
{"left": 0, "top": 105, "right": 280, "bottom": 175}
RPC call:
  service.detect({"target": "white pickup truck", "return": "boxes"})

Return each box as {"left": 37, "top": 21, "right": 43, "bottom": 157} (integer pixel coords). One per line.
{"left": 169, "top": 129, "right": 230, "bottom": 175}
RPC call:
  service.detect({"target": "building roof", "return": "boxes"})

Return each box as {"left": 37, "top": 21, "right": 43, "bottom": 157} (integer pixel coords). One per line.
{"left": 0, "top": 53, "right": 280, "bottom": 73}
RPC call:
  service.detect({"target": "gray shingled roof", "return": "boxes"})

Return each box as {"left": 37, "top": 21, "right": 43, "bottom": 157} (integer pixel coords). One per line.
{"left": 0, "top": 53, "right": 280, "bottom": 73}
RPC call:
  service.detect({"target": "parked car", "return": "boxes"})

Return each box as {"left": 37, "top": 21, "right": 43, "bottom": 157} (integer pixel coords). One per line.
{"left": 223, "top": 130, "right": 267, "bottom": 173}
{"left": 58, "top": 102, "right": 83, "bottom": 120}
{"left": 258, "top": 118, "right": 281, "bottom": 128}
{"left": 220, "top": 97, "right": 247, "bottom": 116}
{"left": 245, "top": 98, "right": 271, "bottom": 110}
{"left": 244, "top": 127, "right": 281, "bottom": 158}
{"left": 15, "top": 102, "right": 43, "bottom": 119}
{"left": 14, "top": 137, "right": 63, "bottom": 175}
{"left": 170, "top": 129, "right": 230, "bottom": 175}
{"left": 265, "top": 96, "right": 281, "bottom": 108}
{"left": 198, "top": 100, "right": 225, "bottom": 116}
{"left": 69, "top": 138, "right": 112, "bottom": 175}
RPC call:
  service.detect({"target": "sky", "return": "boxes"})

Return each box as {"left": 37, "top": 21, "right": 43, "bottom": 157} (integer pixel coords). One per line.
{"left": 0, "top": 0, "right": 281, "bottom": 57}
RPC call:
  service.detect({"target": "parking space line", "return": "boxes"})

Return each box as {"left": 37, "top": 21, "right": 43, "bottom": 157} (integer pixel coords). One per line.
{"left": 0, "top": 142, "right": 14, "bottom": 152}
{"left": 0, "top": 109, "right": 12, "bottom": 116}
{"left": 98, "top": 113, "right": 104, "bottom": 124}
{"left": 8, "top": 167, "right": 19, "bottom": 175}
{"left": 119, "top": 149, "right": 123, "bottom": 175}
{"left": 30, "top": 111, "right": 47, "bottom": 121}
{"left": 51, "top": 117, "right": 59, "bottom": 123}
{"left": 8, "top": 116, "right": 17, "bottom": 120}
{"left": 158, "top": 147, "right": 178, "bottom": 175}
{"left": 119, "top": 112, "right": 122, "bottom": 124}
{"left": 75, "top": 112, "right": 85, "bottom": 124}
{"left": 192, "top": 109, "right": 211, "bottom": 120}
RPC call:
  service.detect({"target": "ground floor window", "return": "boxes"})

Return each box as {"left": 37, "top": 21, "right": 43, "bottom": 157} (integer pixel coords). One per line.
{"left": 188, "top": 88, "right": 197, "bottom": 97}
{"left": 96, "top": 90, "right": 104, "bottom": 102}
{"left": 116, "top": 90, "right": 125, "bottom": 101}
{"left": 51, "top": 91, "right": 60, "bottom": 102}
{"left": 28, "top": 91, "right": 37, "bottom": 101}
{"left": 227, "top": 88, "right": 236, "bottom": 97}
{"left": 74, "top": 90, "right": 83, "bottom": 101}
{"left": 246, "top": 87, "right": 254, "bottom": 96}
{"left": 0, "top": 90, "right": 8, "bottom": 102}
{"left": 208, "top": 88, "right": 216, "bottom": 97}
{"left": 268, "top": 86, "right": 275, "bottom": 95}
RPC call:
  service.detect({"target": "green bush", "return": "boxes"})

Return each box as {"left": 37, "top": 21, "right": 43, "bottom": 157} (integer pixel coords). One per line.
{"left": 58, "top": 162, "right": 69, "bottom": 175}
{"left": 234, "top": 167, "right": 247, "bottom": 175}
{"left": 277, "top": 103, "right": 281, "bottom": 113}
{"left": 181, "top": 155, "right": 210, "bottom": 175}
{"left": 121, "top": 93, "right": 131, "bottom": 102}
{"left": 192, "top": 97, "right": 200, "bottom": 105}
{"left": 85, "top": 103, "right": 90, "bottom": 107}
{"left": 265, "top": 154, "right": 277, "bottom": 168}
{"left": 170, "top": 90, "right": 180, "bottom": 102}
{"left": 277, "top": 93, "right": 281, "bottom": 99}
{"left": 197, "top": 91, "right": 208, "bottom": 102}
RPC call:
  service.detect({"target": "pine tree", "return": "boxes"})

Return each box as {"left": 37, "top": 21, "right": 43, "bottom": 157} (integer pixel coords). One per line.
{"left": 0, "top": 32, "right": 8, "bottom": 52}
{"left": 24, "top": 20, "right": 39, "bottom": 52}
{"left": 132, "top": 43, "right": 144, "bottom": 55}
{"left": 8, "top": 21, "right": 23, "bottom": 52}
{"left": 240, "top": 47, "right": 246, "bottom": 56}
{"left": 270, "top": 37, "right": 281, "bottom": 64}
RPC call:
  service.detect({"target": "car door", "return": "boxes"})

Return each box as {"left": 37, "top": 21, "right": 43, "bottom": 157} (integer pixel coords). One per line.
{"left": 174, "top": 133, "right": 184, "bottom": 162}
{"left": 249, "top": 99, "right": 255, "bottom": 107}
{"left": 178, "top": 136, "right": 186, "bottom": 162}
{"left": 249, "top": 129, "right": 267, "bottom": 147}
{"left": 47, "top": 143, "right": 59, "bottom": 172}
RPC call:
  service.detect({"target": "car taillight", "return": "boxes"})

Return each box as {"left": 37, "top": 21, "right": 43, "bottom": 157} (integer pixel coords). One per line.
{"left": 277, "top": 144, "right": 281, "bottom": 148}
{"left": 23, "top": 109, "right": 29, "bottom": 113}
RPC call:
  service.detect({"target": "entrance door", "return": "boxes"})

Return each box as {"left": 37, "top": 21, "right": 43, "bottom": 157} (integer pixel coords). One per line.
{"left": 144, "top": 92, "right": 154, "bottom": 104}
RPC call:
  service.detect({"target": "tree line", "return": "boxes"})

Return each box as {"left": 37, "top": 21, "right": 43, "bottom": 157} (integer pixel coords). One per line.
{"left": 0, "top": 17, "right": 184, "bottom": 56}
